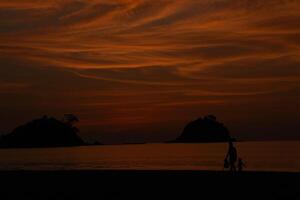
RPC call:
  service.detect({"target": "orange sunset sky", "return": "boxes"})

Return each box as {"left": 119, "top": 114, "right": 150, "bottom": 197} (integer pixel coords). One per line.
{"left": 0, "top": 0, "right": 300, "bottom": 143}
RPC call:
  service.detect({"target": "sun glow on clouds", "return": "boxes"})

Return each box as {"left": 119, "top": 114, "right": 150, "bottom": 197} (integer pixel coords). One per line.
{"left": 1, "top": 0, "right": 300, "bottom": 142}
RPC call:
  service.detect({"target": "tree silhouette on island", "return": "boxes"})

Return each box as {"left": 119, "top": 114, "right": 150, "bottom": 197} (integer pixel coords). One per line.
{"left": 171, "top": 115, "right": 234, "bottom": 143}
{"left": 0, "top": 115, "right": 86, "bottom": 148}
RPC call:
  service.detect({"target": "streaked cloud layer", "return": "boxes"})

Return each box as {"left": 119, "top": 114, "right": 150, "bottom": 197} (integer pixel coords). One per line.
{"left": 1, "top": 0, "right": 300, "bottom": 143}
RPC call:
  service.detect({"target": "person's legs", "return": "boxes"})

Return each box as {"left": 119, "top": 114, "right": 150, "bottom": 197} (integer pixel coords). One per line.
{"left": 230, "top": 161, "right": 236, "bottom": 172}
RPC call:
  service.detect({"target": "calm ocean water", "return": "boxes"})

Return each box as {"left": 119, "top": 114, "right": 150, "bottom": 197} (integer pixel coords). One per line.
{"left": 0, "top": 141, "right": 299, "bottom": 172}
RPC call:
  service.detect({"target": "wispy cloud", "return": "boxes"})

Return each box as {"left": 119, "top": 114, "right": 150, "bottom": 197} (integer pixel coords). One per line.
{"left": 1, "top": 0, "right": 300, "bottom": 142}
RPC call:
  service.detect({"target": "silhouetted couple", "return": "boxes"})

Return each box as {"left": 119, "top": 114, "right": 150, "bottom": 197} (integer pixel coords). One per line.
{"left": 224, "top": 140, "right": 238, "bottom": 172}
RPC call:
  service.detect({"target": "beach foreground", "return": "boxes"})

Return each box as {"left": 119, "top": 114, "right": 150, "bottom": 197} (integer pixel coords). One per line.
{"left": 0, "top": 170, "right": 299, "bottom": 199}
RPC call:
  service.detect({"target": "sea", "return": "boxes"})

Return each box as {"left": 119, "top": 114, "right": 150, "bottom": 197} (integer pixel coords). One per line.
{"left": 0, "top": 141, "right": 299, "bottom": 172}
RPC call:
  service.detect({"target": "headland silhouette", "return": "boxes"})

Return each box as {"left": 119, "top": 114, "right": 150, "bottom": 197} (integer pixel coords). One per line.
{"left": 171, "top": 115, "right": 234, "bottom": 143}
{"left": 0, "top": 115, "right": 85, "bottom": 148}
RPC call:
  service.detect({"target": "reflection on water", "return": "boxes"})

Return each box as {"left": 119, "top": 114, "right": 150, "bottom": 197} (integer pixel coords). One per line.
{"left": 0, "top": 141, "right": 299, "bottom": 172}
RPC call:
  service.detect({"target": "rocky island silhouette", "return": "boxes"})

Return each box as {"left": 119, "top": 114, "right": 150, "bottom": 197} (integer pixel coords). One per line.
{"left": 171, "top": 115, "right": 233, "bottom": 143}
{"left": 0, "top": 115, "right": 85, "bottom": 148}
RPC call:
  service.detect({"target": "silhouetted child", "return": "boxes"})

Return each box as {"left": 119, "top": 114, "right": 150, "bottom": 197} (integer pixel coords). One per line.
{"left": 238, "top": 158, "right": 246, "bottom": 172}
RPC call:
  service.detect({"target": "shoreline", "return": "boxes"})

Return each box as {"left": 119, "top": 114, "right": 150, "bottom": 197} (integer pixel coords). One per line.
{"left": 0, "top": 170, "right": 299, "bottom": 199}
{"left": 1, "top": 169, "right": 300, "bottom": 173}
{"left": 1, "top": 139, "right": 300, "bottom": 148}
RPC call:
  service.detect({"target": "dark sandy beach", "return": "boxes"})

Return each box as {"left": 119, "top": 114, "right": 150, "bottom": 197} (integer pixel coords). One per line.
{"left": 0, "top": 170, "right": 299, "bottom": 200}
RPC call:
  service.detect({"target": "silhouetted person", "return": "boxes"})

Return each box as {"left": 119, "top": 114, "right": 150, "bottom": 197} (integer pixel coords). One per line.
{"left": 225, "top": 140, "right": 237, "bottom": 172}
{"left": 223, "top": 158, "right": 229, "bottom": 170}
{"left": 238, "top": 158, "right": 246, "bottom": 172}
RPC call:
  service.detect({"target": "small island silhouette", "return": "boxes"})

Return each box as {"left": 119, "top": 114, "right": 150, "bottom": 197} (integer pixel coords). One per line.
{"left": 0, "top": 115, "right": 86, "bottom": 148}
{"left": 170, "top": 115, "right": 233, "bottom": 143}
